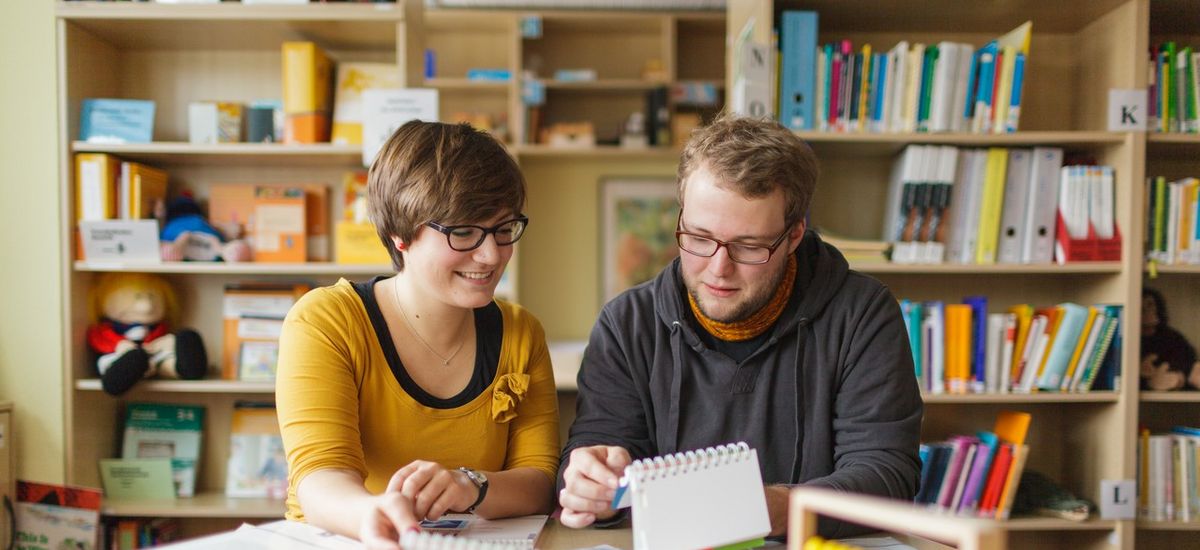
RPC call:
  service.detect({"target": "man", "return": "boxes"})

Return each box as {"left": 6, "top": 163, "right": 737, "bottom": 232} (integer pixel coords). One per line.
{"left": 557, "top": 115, "right": 923, "bottom": 538}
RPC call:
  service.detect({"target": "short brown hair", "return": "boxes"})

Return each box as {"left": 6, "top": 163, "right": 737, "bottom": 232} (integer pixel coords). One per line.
{"left": 677, "top": 114, "right": 818, "bottom": 228}
{"left": 368, "top": 121, "right": 526, "bottom": 271}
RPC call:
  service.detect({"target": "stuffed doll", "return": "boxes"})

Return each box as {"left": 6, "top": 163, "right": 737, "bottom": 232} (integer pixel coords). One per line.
{"left": 86, "top": 273, "right": 209, "bottom": 395}
{"left": 1140, "top": 287, "right": 1200, "bottom": 391}
{"left": 159, "top": 194, "right": 252, "bottom": 262}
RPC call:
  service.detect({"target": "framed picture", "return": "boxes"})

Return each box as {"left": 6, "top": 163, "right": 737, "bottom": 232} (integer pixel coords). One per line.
{"left": 600, "top": 178, "right": 681, "bottom": 304}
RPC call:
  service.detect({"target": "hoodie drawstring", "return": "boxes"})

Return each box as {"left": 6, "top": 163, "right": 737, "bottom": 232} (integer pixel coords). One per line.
{"left": 790, "top": 317, "right": 810, "bottom": 484}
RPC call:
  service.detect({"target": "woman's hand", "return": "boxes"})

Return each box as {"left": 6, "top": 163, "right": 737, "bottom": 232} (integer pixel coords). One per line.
{"left": 388, "top": 460, "right": 480, "bottom": 520}
{"left": 358, "top": 491, "right": 419, "bottom": 550}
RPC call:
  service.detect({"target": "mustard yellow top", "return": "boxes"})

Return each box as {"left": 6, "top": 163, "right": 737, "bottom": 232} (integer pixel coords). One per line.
{"left": 275, "top": 279, "right": 560, "bottom": 521}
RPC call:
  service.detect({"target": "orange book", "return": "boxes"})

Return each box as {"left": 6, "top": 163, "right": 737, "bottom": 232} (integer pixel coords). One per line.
{"left": 210, "top": 183, "right": 328, "bottom": 261}
{"left": 251, "top": 186, "right": 307, "bottom": 263}
{"left": 944, "top": 304, "right": 973, "bottom": 394}
{"left": 221, "top": 283, "right": 310, "bottom": 380}
{"left": 993, "top": 410, "right": 1032, "bottom": 445}
{"left": 995, "top": 443, "right": 1029, "bottom": 519}
{"left": 285, "top": 112, "right": 330, "bottom": 144}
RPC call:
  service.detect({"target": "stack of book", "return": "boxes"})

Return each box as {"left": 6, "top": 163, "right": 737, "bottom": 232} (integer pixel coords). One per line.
{"left": 778, "top": 12, "right": 1031, "bottom": 135}
{"left": 1138, "top": 426, "right": 1200, "bottom": 522}
{"left": 899, "top": 297, "right": 1122, "bottom": 395}
{"left": 1146, "top": 176, "right": 1200, "bottom": 265}
{"left": 916, "top": 411, "right": 1032, "bottom": 519}
{"left": 1149, "top": 42, "right": 1200, "bottom": 133}
{"left": 882, "top": 145, "right": 1118, "bottom": 266}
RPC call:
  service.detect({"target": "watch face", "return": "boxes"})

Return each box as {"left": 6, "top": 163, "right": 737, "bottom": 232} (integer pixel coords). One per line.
{"left": 462, "top": 467, "right": 487, "bottom": 486}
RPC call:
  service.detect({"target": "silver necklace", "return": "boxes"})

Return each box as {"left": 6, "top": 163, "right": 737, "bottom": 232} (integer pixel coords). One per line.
{"left": 392, "top": 278, "right": 466, "bottom": 367}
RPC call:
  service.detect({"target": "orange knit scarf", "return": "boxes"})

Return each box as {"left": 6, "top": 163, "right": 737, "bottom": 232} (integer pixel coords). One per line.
{"left": 687, "top": 255, "right": 797, "bottom": 342}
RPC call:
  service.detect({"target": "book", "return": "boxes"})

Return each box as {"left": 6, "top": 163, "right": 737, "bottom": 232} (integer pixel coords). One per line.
{"left": 80, "top": 98, "right": 155, "bottom": 144}
{"left": 99, "top": 458, "right": 176, "bottom": 500}
{"left": 221, "top": 283, "right": 310, "bottom": 380}
{"left": 778, "top": 12, "right": 819, "bottom": 131}
{"left": 612, "top": 442, "right": 770, "bottom": 550}
{"left": 995, "top": 444, "right": 1030, "bottom": 519}
{"left": 121, "top": 403, "right": 205, "bottom": 498}
{"left": 361, "top": 88, "right": 439, "bottom": 167}
{"left": 330, "top": 62, "right": 403, "bottom": 145}
{"left": 118, "top": 161, "right": 168, "bottom": 220}
{"left": 209, "top": 183, "right": 329, "bottom": 262}
{"left": 75, "top": 153, "right": 121, "bottom": 222}
{"left": 14, "top": 481, "right": 103, "bottom": 550}
{"left": 282, "top": 41, "right": 334, "bottom": 143}
{"left": 252, "top": 186, "right": 308, "bottom": 263}
{"left": 226, "top": 403, "right": 288, "bottom": 498}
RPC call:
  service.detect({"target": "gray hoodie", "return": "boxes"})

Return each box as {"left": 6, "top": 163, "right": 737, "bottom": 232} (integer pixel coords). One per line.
{"left": 561, "top": 231, "right": 923, "bottom": 538}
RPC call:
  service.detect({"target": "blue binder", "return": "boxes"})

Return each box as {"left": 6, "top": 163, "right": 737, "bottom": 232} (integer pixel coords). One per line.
{"left": 778, "top": 11, "right": 819, "bottom": 130}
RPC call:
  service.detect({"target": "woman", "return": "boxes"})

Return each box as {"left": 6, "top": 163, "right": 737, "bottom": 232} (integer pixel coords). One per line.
{"left": 276, "top": 121, "right": 559, "bottom": 550}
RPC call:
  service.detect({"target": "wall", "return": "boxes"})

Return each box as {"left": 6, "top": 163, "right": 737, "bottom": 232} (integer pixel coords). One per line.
{"left": 0, "top": 0, "right": 65, "bottom": 483}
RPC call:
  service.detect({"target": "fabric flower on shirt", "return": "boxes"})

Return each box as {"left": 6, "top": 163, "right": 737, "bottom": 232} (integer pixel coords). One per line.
{"left": 492, "top": 373, "right": 530, "bottom": 423}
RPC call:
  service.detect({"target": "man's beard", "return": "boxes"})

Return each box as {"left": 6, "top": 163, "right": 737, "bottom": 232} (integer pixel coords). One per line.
{"left": 685, "top": 258, "right": 789, "bottom": 323}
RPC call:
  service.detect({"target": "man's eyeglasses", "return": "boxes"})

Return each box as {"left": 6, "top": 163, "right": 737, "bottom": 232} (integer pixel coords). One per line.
{"left": 425, "top": 216, "right": 529, "bottom": 252}
{"left": 675, "top": 214, "right": 789, "bottom": 265}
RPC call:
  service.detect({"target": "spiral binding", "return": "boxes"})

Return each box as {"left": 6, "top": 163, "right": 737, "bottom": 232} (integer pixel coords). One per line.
{"left": 625, "top": 441, "right": 751, "bottom": 482}
{"left": 398, "top": 530, "right": 531, "bottom": 550}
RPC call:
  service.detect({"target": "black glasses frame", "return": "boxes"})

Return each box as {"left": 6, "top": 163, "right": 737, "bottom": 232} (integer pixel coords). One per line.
{"left": 424, "top": 215, "right": 529, "bottom": 252}
{"left": 674, "top": 212, "right": 790, "bottom": 265}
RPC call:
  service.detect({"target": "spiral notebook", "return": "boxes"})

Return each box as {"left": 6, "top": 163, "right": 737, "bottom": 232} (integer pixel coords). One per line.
{"left": 612, "top": 442, "right": 771, "bottom": 550}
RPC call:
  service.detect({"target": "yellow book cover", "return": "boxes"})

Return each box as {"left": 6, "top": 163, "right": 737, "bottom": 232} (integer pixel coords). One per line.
{"left": 975, "top": 148, "right": 1009, "bottom": 263}
{"left": 1139, "top": 428, "right": 1149, "bottom": 515}
{"left": 75, "top": 153, "right": 120, "bottom": 222}
{"left": 1006, "top": 304, "right": 1033, "bottom": 382}
{"left": 282, "top": 41, "right": 333, "bottom": 114}
{"left": 857, "top": 44, "right": 872, "bottom": 132}
{"left": 331, "top": 62, "right": 402, "bottom": 145}
{"left": 990, "top": 45, "right": 1017, "bottom": 134}
{"left": 335, "top": 221, "right": 392, "bottom": 265}
{"left": 1060, "top": 306, "right": 1098, "bottom": 389}
{"left": 127, "top": 162, "right": 168, "bottom": 220}
{"left": 1181, "top": 179, "right": 1198, "bottom": 255}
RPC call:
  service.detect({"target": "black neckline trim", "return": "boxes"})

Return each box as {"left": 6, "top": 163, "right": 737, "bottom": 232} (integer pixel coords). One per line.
{"left": 353, "top": 276, "right": 502, "bottom": 409}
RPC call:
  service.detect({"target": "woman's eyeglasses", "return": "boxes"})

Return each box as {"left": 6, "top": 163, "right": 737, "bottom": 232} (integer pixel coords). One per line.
{"left": 425, "top": 216, "right": 529, "bottom": 252}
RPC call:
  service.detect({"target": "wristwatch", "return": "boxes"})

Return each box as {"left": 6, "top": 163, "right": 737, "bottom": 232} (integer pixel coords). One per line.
{"left": 458, "top": 467, "right": 489, "bottom": 514}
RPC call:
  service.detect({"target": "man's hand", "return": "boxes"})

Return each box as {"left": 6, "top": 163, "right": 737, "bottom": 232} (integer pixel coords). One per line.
{"left": 558, "top": 445, "right": 631, "bottom": 528}
{"left": 386, "top": 460, "right": 479, "bottom": 520}
{"left": 358, "top": 490, "right": 419, "bottom": 550}
{"left": 764, "top": 485, "right": 791, "bottom": 537}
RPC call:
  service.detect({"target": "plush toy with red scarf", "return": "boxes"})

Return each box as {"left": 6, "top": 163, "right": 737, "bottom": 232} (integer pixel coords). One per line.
{"left": 86, "top": 273, "right": 208, "bottom": 395}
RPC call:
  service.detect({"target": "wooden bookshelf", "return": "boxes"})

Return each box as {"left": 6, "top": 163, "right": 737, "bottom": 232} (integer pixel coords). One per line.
{"left": 922, "top": 392, "right": 1120, "bottom": 404}
{"left": 851, "top": 262, "right": 1123, "bottom": 274}
{"left": 71, "top": 141, "right": 364, "bottom": 166}
{"left": 74, "top": 260, "right": 392, "bottom": 276}
{"left": 1138, "top": 391, "right": 1200, "bottom": 403}
{"left": 75, "top": 379, "right": 275, "bottom": 394}
{"left": 1136, "top": 520, "right": 1200, "bottom": 531}
{"left": 102, "top": 492, "right": 285, "bottom": 519}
